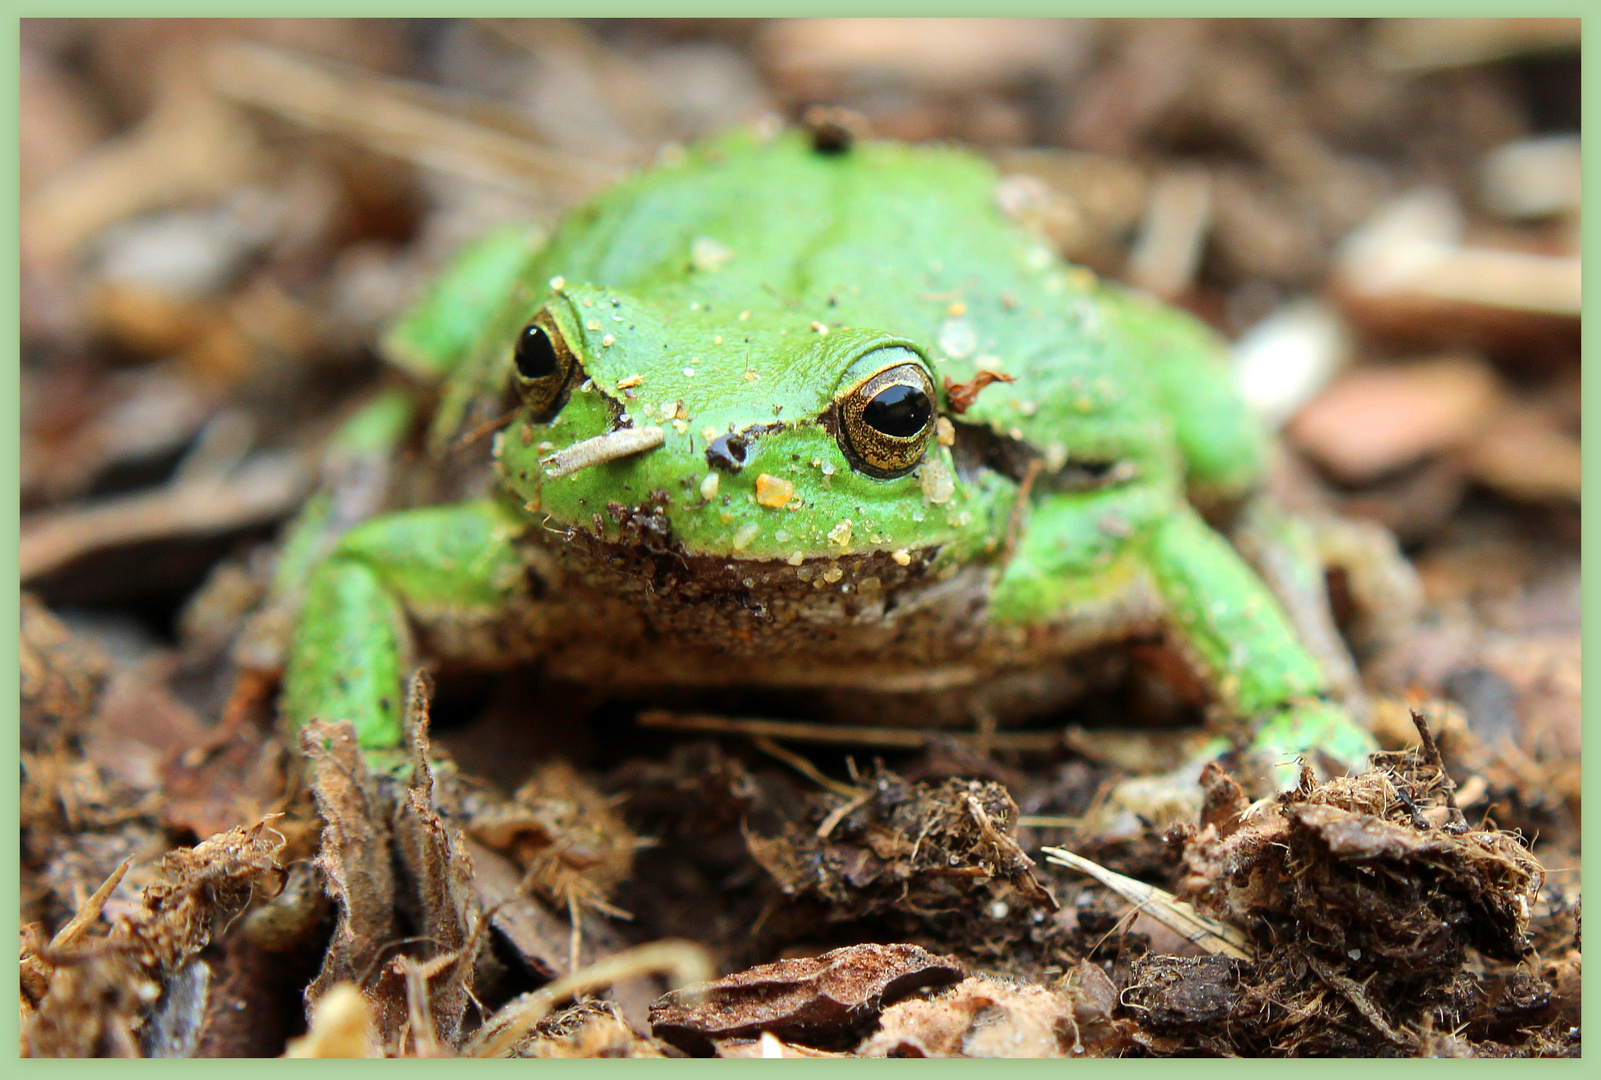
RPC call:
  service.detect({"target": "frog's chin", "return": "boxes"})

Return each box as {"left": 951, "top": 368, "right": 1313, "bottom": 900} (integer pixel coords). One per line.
{"left": 541, "top": 524, "right": 952, "bottom": 599}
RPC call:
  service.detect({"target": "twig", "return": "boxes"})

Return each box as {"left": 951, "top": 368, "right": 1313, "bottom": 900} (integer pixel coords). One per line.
{"left": 1304, "top": 952, "right": 1410, "bottom": 1047}
{"left": 50, "top": 857, "right": 134, "bottom": 951}
{"left": 1015, "top": 815, "right": 1085, "bottom": 829}
{"left": 21, "top": 453, "right": 311, "bottom": 581}
{"left": 1042, "top": 846, "right": 1254, "bottom": 961}
{"left": 637, "top": 710, "right": 1063, "bottom": 753}
{"left": 815, "top": 789, "right": 875, "bottom": 840}
{"left": 752, "top": 737, "right": 860, "bottom": 801}
{"left": 1001, "top": 457, "right": 1045, "bottom": 565}
{"left": 207, "top": 39, "right": 617, "bottom": 197}
{"left": 455, "top": 408, "right": 519, "bottom": 449}
{"left": 1410, "top": 710, "right": 1468, "bottom": 832}
{"left": 1409, "top": 710, "right": 1460, "bottom": 813}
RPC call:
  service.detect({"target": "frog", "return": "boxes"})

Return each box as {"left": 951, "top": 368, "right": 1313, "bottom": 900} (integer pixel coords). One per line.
{"left": 273, "top": 121, "right": 1399, "bottom": 786}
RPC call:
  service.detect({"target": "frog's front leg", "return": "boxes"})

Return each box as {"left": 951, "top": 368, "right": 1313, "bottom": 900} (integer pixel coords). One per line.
{"left": 281, "top": 499, "right": 529, "bottom": 749}
{"left": 1145, "top": 504, "right": 1376, "bottom": 773}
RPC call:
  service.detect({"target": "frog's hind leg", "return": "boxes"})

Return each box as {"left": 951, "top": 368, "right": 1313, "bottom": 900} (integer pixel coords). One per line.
{"left": 1300, "top": 510, "right": 1423, "bottom": 657}
{"left": 268, "top": 227, "right": 546, "bottom": 748}
{"left": 1144, "top": 504, "right": 1377, "bottom": 776}
{"left": 1226, "top": 496, "right": 1363, "bottom": 702}
{"left": 1229, "top": 499, "right": 1424, "bottom": 699}
{"left": 281, "top": 498, "right": 529, "bottom": 750}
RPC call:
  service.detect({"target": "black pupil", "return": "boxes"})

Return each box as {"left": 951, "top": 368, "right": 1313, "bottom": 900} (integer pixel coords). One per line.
{"left": 515, "top": 325, "right": 559, "bottom": 379}
{"left": 862, "top": 383, "right": 931, "bottom": 438}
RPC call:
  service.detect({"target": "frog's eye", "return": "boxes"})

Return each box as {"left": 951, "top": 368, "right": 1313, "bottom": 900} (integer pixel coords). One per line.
{"left": 512, "top": 311, "right": 576, "bottom": 420}
{"left": 836, "top": 352, "right": 936, "bottom": 478}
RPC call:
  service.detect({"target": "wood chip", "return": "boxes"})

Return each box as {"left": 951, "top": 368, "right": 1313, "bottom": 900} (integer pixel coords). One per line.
{"left": 650, "top": 943, "right": 967, "bottom": 1056}
{"left": 1288, "top": 355, "right": 1503, "bottom": 484}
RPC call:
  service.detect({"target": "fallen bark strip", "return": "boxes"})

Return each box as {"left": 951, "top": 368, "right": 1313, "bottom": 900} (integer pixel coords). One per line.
{"left": 21, "top": 453, "right": 310, "bottom": 581}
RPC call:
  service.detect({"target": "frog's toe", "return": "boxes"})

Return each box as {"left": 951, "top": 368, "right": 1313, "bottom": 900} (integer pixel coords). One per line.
{"left": 1081, "top": 756, "right": 1212, "bottom": 840}
{"left": 1246, "top": 699, "right": 1377, "bottom": 789}
{"left": 1079, "top": 704, "right": 1377, "bottom": 835}
{"left": 360, "top": 745, "right": 416, "bottom": 779}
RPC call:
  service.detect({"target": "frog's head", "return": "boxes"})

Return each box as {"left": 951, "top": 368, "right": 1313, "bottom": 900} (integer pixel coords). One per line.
{"left": 492, "top": 283, "right": 1013, "bottom": 568}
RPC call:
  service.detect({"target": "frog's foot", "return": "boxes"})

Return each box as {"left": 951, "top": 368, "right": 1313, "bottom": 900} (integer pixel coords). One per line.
{"left": 1084, "top": 702, "right": 1376, "bottom": 837}
{"left": 1304, "top": 512, "right": 1424, "bottom": 655}
{"left": 1239, "top": 698, "right": 1378, "bottom": 790}
{"left": 1228, "top": 497, "right": 1362, "bottom": 700}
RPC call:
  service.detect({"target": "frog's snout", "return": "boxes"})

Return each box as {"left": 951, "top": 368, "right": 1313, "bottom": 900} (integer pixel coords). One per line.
{"left": 541, "top": 425, "right": 665, "bottom": 479}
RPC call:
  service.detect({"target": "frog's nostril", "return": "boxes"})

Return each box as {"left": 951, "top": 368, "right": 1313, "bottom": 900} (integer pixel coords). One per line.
{"left": 705, "top": 433, "right": 751, "bottom": 472}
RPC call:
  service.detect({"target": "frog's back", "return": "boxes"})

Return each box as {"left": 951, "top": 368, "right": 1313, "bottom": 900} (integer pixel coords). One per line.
{"left": 537, "top": 130, "right": 1015, "bottom": 312}
{"left": 538, "top": 129, "right": 1180, "bottom": 484}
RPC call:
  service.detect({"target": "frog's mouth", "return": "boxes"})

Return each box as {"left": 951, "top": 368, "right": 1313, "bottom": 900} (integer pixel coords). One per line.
{"left": 950, "top": 419, "right": 1038, "bottom": 484}
{"left": 547, "top": 519, "right": 960, "bottom": 631}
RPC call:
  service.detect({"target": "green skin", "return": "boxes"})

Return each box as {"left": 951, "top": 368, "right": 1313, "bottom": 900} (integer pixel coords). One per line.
{"left": 280, "top": 127, "right": 1372, "bottom": 770}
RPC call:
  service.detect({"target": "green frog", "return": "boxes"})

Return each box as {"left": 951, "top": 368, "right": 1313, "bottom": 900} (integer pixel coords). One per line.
{"left": 273, "top": 122, "right": 1398, "bottom": 781}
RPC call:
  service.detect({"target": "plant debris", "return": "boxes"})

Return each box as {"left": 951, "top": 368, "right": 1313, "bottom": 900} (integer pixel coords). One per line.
{"left": 942, "top": 370, "right": 1017, "bottom": 414}
{"left": 22, "top": 820, "right": 287, "bottom": 1056}
{"left": 505, "top": 999, "right": 665, "bottom": 1058}
{"left": 1140, "top": 719, "right": 1563, "bottom": 1055}
{"left": 861, "top": 966, "right": 1126, "bottom": 1057}
{"left": 298, "top": 680, "right": 491, "bottom": 1054}
{"left": 746, "top": 770, "right": 1059, "bottom": 927}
